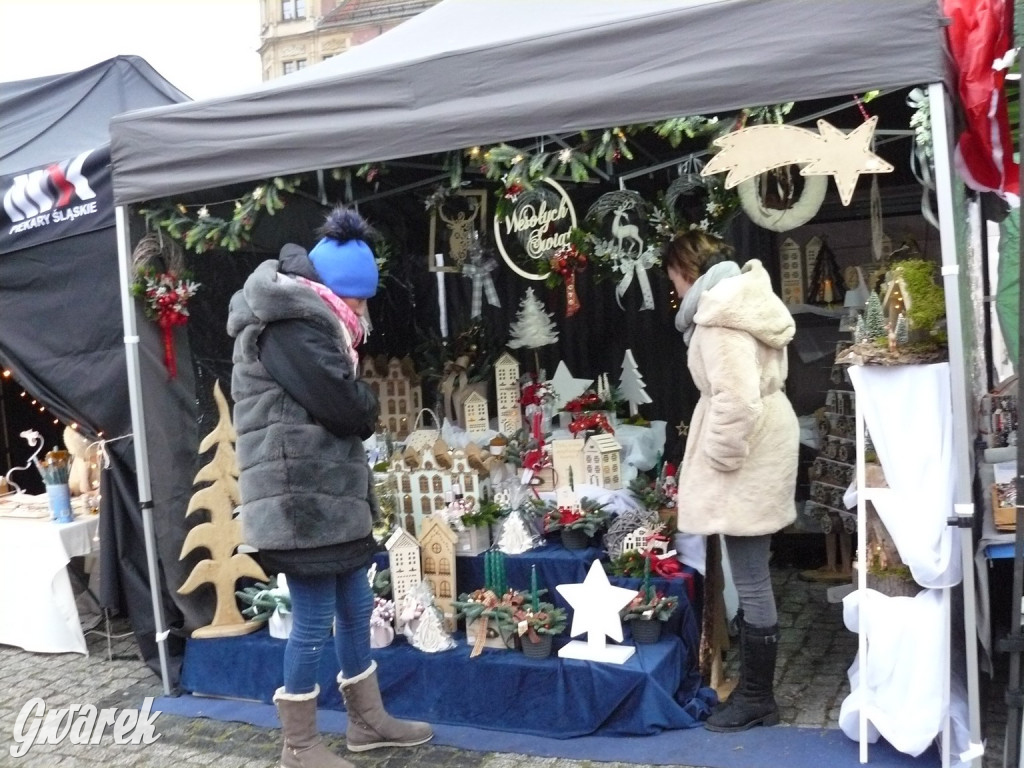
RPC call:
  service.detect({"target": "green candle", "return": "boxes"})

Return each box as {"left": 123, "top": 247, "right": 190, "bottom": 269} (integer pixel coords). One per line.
{"left": 643, "top": 556, "right": 651, "bottom": 601}
{"left": 531, "top": 565, "right": 539, "bottom": 612}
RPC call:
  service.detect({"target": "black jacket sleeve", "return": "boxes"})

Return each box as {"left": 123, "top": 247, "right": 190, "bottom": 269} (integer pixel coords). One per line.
{"left": 258, "top": 318, "right": 378, "bottom": 440}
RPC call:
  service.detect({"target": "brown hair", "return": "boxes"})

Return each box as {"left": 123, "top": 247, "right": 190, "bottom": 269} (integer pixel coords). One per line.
{"left": 661, "top": 230, "right": 735, "bottom": 284}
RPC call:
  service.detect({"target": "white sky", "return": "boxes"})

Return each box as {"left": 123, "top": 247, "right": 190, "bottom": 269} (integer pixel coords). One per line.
{"left": 0, "top": 0, "right": 264, "bottom": 101}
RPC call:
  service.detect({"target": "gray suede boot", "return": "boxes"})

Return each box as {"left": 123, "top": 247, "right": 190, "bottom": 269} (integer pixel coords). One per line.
{"left": 338, "top": 661, "right": 433, "bottom": 751}
{"left": 273, "top": 686, "right": 354, "bottom": 768}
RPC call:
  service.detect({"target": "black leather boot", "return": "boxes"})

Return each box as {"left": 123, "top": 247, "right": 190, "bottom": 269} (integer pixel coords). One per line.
{"left": 711, "top": 609, "right": 743, "bottom": 715}
{"left": 705, "top": 620, "right": 780, "bottom": 732}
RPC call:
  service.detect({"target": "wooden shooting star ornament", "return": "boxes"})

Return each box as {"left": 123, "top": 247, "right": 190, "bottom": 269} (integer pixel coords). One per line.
{"left": 701, "top": 117, "right": 893, "bottom": 206}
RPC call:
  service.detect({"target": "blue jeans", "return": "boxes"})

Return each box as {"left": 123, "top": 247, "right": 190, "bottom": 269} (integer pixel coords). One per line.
{"left": 283, "top": 568, "right": 374, "bottom": 694}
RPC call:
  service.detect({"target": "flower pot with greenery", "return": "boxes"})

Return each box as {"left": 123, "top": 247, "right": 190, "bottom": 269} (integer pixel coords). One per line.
{"left": 621, "top": 587, "right": 678, "bottom": 644}
{"left": 453, "top": 588, "right": 520, "bottom": 656}
{"left": 510, "top": 600, "right": 567, "bottom": 659}
{"left": 544, "top": 496, "right": 611, "bottom": 550}
{"left": 236, "top": 574, "right": 291, "bottom": 638}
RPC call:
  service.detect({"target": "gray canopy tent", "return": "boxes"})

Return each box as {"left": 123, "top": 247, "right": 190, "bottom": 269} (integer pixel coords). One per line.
{"left": 107, "top": 0, "right": 980, "bottom": 763}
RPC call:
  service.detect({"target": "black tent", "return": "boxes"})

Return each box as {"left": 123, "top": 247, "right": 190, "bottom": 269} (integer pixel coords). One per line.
{"left": 0, "top": 55, "right": 188, "bottom": 674}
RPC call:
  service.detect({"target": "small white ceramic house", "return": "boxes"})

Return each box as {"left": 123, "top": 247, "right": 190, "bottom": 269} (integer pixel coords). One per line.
{"left": 418, "top": 516, "right": 459, "bottom": 628}
{"left": 385, "top": 528, "right": 422, "bottom": 622}
{"left": 583, "top": 433, "right": 623, "bottom": 489}
{"left": 494, "top": 352, "right": 522, "bottom": 435}
{"left": 621, "top": 526, "right": 669, "bottom": 556}
{"left": 461, "top": 390, "right": 490, "bottom": 435}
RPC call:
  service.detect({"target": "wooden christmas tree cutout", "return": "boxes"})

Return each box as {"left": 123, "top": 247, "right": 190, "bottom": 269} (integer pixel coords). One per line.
{"left": 178, "top": 380, "right": 268, "bottom": 638}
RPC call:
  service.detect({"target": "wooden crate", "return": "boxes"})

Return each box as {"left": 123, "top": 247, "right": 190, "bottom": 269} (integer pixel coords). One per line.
{"left": 992, "top": 485, "right": 1017, "bottom": 532}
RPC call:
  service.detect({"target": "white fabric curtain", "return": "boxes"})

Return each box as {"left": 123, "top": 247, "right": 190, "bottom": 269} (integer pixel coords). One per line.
{"left": 848, "top": 363, "right": 961, "bottom": 587}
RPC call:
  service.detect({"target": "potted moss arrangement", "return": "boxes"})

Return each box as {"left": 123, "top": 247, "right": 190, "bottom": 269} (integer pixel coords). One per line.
{"left": 544, "top": 496, "right": 611, "bottom": 550}
{"left": 840, "top": 258, "right": 947, "bottom": 367}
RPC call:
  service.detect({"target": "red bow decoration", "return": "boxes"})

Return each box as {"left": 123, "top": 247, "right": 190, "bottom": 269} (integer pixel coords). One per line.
{"left": 549, "top": 243, "right": 587, "bottom": 317}
{"left": 644, "top": 550, "right": 683, "bottom": 579}
{"left": 134, "top": 270, "right": 200, "bottom": 378}
{"left": 568, "top": 412, "right": 614, "bottom": 436}
{"left": 565, "top": 391, "right": 603, "bottom": 413}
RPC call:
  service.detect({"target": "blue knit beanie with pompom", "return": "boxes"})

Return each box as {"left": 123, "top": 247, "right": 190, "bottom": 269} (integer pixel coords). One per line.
{"left": 307, "top": 206, "right": 378, "bottom": 299}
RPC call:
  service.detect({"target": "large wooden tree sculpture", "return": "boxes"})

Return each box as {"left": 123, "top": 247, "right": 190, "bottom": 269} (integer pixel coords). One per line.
{"left": 178, "top": 380, "right": 269, "bottom": 637}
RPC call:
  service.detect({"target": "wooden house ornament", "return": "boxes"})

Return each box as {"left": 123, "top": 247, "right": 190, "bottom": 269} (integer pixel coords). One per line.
{"left": 362, "top": 356, "right": 423, "bottom": 438}
{"left": 550, "top": 438, "right": 585, "bottom": 492}
{"left": 391, "top": 440, "right": 491, "bottom": 537}
{"left": 461, "top": 390, "right": 490, "bottom": 434}
{"left": 494, "top": 352, "right": 522, "bottom": 435}
{"left": 418, "top": 515, "right": 459, "bottom": 628}
{"left": 583, "top": 433, "right": 623, "bottom": 489}
{"left": 881, "top": 275, "right": 910, "bottom": 329}
{"left": 385, "top": 527, "right": 422, "bottom": 625}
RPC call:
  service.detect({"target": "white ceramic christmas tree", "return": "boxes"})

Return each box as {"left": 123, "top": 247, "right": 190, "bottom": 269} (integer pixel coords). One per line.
{"left": 411, "top": 605, "right": 456, "bottom": 653}
{"left": 508, "top": 287, "right": 558, "bottom": 374}
{"left": 618, "top": 349, "right": 652, "bottom": 418}
{"left": 497, "top": 509, "right": 536, "bottom": 555}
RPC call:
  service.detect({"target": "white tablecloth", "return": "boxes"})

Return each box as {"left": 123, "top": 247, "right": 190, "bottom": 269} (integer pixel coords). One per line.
{"left": 0, "top": 494, "right": 99, "bottom": 655}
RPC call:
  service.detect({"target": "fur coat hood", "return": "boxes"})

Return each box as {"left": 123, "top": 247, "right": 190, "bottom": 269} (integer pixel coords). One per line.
{"left": 675, "top": 259, "right": 799, "bottom": 537}
{"left": 693, "top": 259, "right": 795, "bottom": 350}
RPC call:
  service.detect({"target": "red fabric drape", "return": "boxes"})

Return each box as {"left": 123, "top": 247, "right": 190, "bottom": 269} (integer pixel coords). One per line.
{"left": 943, "top": 0, "right": 1019, "bottom": 204}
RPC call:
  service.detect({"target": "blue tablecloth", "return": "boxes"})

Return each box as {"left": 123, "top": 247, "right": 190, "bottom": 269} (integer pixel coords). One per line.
{"left": 181, "top": 629, "right": 714, "bottom": 737}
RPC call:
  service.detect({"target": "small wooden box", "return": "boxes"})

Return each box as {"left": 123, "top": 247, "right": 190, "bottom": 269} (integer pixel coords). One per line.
{"left": 992, "top": 485, "right": 1017, "bottom": 532}
{"left": 465, "top": 617, "right": 513, "bottom": 650}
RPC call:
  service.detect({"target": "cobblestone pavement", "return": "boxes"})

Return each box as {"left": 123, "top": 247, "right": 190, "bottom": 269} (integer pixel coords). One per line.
{"left": 0, "top": 567, "right": 1007, "bottom": 767}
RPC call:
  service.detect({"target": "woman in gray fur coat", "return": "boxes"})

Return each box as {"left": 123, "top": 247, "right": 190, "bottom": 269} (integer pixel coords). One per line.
{"left": 663, "top": 230, "right": 799, "bottom": 734}
{"left": 228, "top": 207, "right": 431, "bottom": 768}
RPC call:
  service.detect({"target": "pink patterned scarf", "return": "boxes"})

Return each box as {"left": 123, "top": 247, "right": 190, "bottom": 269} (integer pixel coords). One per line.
{"left": 295, "top": 276, "right": 363, "bottom": 367}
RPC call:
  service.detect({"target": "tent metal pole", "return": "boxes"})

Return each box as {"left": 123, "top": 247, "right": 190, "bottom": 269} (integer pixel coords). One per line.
{"left": 928, "top": 81, "right": 984, "bottom": 768}
{"left": 1011, "top": 73, "right": 1024, "bottom": 768}
{"left": 115, "top": 204, "right": 172, "bottom": 697}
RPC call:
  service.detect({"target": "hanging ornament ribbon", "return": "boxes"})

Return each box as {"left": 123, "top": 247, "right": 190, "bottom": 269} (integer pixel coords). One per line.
{"left": 549, "top": 243, "right": 587, "bottom": 318}
{"left": 905, "top": 88, "right": 939, "bottom": 231}
{"left": 615, "top": 248, "right": 657, "bottom": 311}
{"left": 462, "top": 253, "right": 501, "bottom": 318}
{"left": 440, "top": 355, "right": 470, "bottom": 424}
{"left": 159, "top": 315, "right": 181, "bottom": 378}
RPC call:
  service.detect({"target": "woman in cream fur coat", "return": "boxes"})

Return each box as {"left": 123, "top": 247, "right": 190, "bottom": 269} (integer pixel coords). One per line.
{"left": 663, "top": 230, "right": 798, "bottom": 734}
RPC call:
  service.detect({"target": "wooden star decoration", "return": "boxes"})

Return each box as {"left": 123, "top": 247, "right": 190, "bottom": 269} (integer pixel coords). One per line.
{"left": 557, "top": 559, "right": 637, "bottom": 643}
{"left": 548, "top": 361, "right": 593, "bottom": 411}
{"left": 700, "top": 116, "right": 893, "bottom": 206}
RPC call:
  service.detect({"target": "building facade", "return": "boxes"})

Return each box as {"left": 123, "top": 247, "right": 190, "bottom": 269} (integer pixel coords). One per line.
{"left": 258, "top": 0, "right": 441, "bottom": 81}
